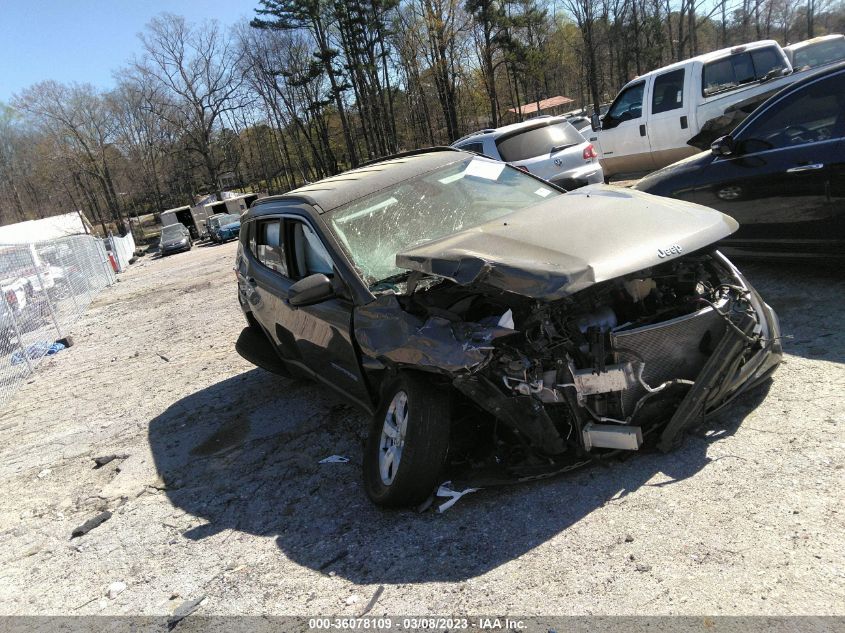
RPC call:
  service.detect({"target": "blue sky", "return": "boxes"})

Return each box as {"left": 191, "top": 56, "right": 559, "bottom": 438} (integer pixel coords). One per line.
{"left": 0, "top": 0, "right": 256, "bottom": 103}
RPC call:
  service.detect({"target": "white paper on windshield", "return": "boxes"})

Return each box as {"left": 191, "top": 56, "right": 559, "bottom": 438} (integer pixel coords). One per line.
{"left": 464, "top": 159, "right": 505, "bottom": 181}
{"left": 535, "top": 187, "right": 552, "bottom": 197}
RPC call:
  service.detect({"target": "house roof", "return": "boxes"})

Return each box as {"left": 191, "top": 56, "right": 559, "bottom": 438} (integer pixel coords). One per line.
{"left": 508, "top": 96, "right": 574, "bottom": 116}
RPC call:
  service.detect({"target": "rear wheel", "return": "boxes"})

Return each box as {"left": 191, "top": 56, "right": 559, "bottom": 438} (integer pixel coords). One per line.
{"left": 363, "top": 373, "right": 451, "bottom": 507}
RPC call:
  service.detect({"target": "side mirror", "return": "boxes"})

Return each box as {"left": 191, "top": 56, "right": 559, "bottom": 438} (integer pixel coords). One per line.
{"left": 288, "top": 273, "right": 334, "bottom": 307}
{"left": 590, "top": 113, "right": 602, "bottom": 132}
{"left": 710, "top": 135, "right": 735, "bottom": 157}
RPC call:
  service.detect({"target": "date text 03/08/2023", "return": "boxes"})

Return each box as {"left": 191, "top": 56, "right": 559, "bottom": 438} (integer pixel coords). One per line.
{"left": 308, "top": 617, "right": 526, "bottom": 630}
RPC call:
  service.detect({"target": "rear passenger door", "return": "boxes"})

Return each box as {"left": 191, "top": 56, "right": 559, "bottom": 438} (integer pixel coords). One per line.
{"left": 241, "top": 216, "right": 293, "bottom": 346}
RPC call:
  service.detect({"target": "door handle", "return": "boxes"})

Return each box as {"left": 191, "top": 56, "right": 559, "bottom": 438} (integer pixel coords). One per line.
{"left": 639, "top": 124, "right": 646, "bottom": 137}
{"left": 246, "top": 276, "right": 257, "bottom": 286}
{"left": 786, "top": 163, "right": 824, "bottom": 173}
{"left": 680, "top": 115, "right": 688, "bottom": 129}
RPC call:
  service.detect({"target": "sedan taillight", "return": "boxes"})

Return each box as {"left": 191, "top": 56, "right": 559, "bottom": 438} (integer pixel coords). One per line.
{"left": 582, "top": 144, "right": 598, "bottom": 160}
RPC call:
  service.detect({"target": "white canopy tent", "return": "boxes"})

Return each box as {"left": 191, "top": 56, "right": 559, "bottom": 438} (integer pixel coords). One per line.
{"left": 0, "top": 212, "right": 91, "bottom": 244}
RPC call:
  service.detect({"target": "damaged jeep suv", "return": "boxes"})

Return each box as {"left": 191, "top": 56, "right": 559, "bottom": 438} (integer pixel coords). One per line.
{"left": 235, "top": 148, "right": 782, "bottom": 507}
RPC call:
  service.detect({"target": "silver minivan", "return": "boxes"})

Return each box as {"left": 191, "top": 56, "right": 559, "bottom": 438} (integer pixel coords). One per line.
{"left": 452, "top": 116, "right": 603, "bottom": 190}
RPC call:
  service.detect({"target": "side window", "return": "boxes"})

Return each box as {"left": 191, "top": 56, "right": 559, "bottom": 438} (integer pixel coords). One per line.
{"left": 652, "top": 69, "right": 685, "bottom": 114}
{"left": 738, "top": 75, "right": 845, "bottom": 151}
{"left": 255, "top": 219, "right": 287, "bottom": 275}
{"left": 289, "top": 220, "right": 335, "bottom": 280}
{"left": 606, "top": 81, "right": 645, "bottom": 123}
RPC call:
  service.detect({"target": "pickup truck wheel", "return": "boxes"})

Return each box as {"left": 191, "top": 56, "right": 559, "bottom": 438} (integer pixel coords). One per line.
{"left": 363, "top": 373, "right": 450, "bottom": 507}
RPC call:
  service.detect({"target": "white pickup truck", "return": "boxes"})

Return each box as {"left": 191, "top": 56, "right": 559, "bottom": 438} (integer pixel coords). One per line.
{"left": 589, "top": 40, "right": 814, "bottom": 179}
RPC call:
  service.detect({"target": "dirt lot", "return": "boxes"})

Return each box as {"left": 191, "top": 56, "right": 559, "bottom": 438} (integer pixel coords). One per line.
{"left": 0, "top": 239, "right": 842, "bottom": 617}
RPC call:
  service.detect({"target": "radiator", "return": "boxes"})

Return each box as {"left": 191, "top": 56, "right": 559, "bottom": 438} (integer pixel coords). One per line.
{"left": 611, "top": 303, "right": 728, "bottom": 415}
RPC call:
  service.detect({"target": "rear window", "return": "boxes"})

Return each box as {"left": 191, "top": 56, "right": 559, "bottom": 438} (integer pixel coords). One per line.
{"left": 495, "top": 122, "right": 583, "bottom": 162}
{"left": 702, "top": 46, "right": 786, "bottom": 97}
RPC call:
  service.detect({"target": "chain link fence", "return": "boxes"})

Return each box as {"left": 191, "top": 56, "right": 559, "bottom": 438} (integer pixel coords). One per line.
{"left": 0, "top": 235, "right": 116, "bottom": 409}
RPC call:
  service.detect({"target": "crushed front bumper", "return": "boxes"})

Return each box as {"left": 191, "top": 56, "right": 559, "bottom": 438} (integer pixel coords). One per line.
{"left": 696, "top": 252, "right": 782, "bottom": 408}
{"left": 611, "top": 250, "right": 782, "bottom": 451}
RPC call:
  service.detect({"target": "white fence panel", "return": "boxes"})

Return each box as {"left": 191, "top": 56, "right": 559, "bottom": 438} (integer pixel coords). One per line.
{"left": 107, "top": 232, "right": 136, "bottom": 273}
{"left": 0, "top": 235, "right": 115, "bottom": 409}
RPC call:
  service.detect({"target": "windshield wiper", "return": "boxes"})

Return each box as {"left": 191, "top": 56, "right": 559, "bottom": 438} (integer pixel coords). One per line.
{"left": 550, "top": 143, "right": 577, "bottom": 154}
{"left": 369, "top": 270, "right": 411, "bottom": 290}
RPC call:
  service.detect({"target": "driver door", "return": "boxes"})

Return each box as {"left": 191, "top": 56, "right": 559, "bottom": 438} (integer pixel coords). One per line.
{"left": 598, "top": 78, "right": 656, "bottom": 178}
{"left": 277, "top": 217, "right": 372, "bottom": 410}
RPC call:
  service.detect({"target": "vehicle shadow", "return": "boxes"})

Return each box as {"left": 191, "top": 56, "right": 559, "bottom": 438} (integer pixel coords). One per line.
{"left": 737, "top": 259, "right": 845, "bottom": 364}
{"left": 148, "top": 367, "right": 770, "bottom": 584}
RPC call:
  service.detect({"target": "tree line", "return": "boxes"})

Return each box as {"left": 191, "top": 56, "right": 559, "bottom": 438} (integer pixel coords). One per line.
{"left": 0, "top": 0, "right": 842, "bottom": 235}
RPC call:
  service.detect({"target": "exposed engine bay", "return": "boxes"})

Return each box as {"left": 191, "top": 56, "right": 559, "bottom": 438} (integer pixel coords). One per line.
{"left": 357, "top": 250, "right": 782, "bottom": 480}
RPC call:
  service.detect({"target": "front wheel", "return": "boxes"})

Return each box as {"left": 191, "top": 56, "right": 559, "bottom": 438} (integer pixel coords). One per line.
{"left": 363, "top": 373, "right": 451, "bottom": 507}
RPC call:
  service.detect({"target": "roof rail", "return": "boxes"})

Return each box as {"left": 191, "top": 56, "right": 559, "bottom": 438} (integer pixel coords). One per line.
{"left": 357, "top": 146, "right": 460, "bottom": 168}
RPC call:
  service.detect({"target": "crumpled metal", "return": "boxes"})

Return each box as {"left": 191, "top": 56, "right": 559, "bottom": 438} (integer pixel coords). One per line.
{"left": 353, "top": 293, "right": 514, "bottom": 374}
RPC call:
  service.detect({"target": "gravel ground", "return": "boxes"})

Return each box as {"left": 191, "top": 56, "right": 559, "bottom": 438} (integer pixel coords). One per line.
{"left": 0, "top": 239, "right": 842, "bottom": 617}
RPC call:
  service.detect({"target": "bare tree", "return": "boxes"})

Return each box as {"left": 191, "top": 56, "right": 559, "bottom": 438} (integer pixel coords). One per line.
{"left": 0, "top": 105, "right": 29, "bottom": 222}
{"left": 563, "top": 0, "right": 604, "bottom": 115}
{"left": 136, "top": 13, "right": 245, "bottom": 199}
{"left": 13, "top": 81, "right": 127, "bottom": 231}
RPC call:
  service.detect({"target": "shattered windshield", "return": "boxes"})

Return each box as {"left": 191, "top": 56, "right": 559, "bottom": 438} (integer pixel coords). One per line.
{"left": 328, "top": 156, "right": 562, "bottom": 287}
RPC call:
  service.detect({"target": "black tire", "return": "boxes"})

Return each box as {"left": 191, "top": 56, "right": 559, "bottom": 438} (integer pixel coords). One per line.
{"left": 363, "top": 373, "right": 451, "bottom": 507}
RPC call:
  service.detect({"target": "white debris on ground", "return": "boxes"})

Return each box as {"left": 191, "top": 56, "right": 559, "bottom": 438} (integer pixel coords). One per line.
{"left": 435, "top": 482, "right": 481, "bottom": 513}
{"left": 0, "top": 241, "right": 842, "bottom": 616}
{"left": 107, "top": 581, "right": 127, "bottom": 599}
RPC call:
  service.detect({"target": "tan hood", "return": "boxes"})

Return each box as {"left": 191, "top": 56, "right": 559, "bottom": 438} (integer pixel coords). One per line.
{"left": 395, "top": 185, "right": 738, "bottom": 301}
